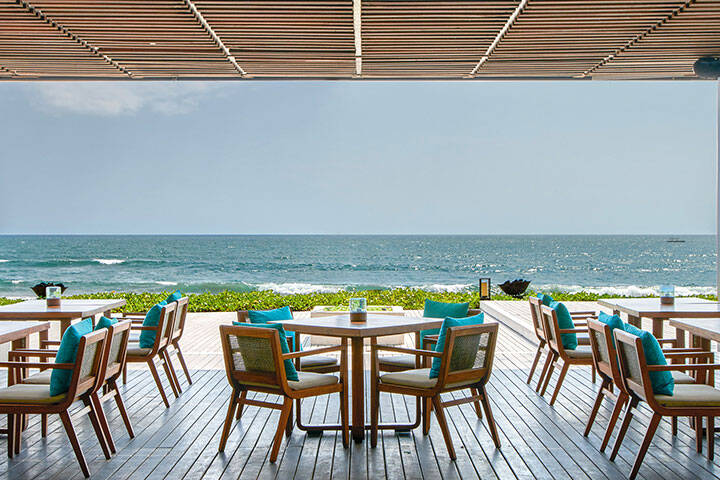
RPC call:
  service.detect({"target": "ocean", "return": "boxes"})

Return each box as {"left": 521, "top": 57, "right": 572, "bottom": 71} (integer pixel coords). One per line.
{"left": 0, "top": 235, "right": 715, "bottom": 298}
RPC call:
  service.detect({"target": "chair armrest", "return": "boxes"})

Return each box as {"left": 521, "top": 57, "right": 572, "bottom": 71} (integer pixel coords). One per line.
{"left": 372, "top": 345, "right": 442, "bottom": 358}
{"left": 573, "top": 321, "right": 588, "bottom": 327}
{"left": 283, "top": 345, "right": 343, "bottom": 360}
{"left": 130, "top": 325, "right": 157, "bottom": 331}
{"left": 0, "top": 362, "right": 74, "bottom": 369}
{"left": 8, "top": 350, "right": 58, "bottom": 359}
{"left": 648, "top": 363, "right": 720, "bottom": 372}
{"left": 422, "top": 335, "right": 439, "bottom": 348}
{"left": 41, "top": 340, "right": 61, "bottom": 347}
{"left": 559, "top": 328, "right": 588, "bottom": 334}
{"left": 121, "top": 312, "right": 147, "bottom": 316}
{"left": 569, "top": 310, "right": 596, "bottom": 316}
{"left": 663, "top": 352, "right": 715, "bottom": 360}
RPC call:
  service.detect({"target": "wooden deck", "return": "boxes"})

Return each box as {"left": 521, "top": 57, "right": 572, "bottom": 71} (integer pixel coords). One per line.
{"left": 2, "top": 309, "right": 720, "bottom": 479}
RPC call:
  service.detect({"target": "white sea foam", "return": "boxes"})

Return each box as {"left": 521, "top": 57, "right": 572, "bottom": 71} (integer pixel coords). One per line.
{"left": 255, "top": 283, "right": 343, "bottom": 295}
{"left": 10, "top": 280, "right": 22, "bottom": 285}
{"left": 537, "top": 284, "right": 717, "bottom": 297}
{"left": 155, "top": 281, "right": 178, "bottom": 286}
{"left": 415, "top": 284, "right": 474, "bottom": 293}
{"left": 93, "top": 259, "right": 125, "bottom": 265}
{"left": 0, "top": 260, "right": 8, "bottom": 263}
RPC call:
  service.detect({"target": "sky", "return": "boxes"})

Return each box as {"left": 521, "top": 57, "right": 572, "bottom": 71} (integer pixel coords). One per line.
{"left": 0, "top": 80, "right": 717, "bottom": 235}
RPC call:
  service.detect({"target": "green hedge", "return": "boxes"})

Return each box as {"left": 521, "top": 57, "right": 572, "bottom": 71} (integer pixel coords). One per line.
{"left": 1, "top": 288, "right": 714, "bottom": 312}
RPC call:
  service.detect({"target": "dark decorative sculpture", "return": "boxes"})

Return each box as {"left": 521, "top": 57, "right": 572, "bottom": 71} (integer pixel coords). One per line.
{"left": 31, "top": 282, "right": 68, "bottom": 298}
{"left": 498, "top": 279, "right": 531, "bottom": 298}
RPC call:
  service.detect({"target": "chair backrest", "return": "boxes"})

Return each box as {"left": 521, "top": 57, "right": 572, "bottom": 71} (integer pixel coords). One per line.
{"left": 614, "top": 329, "right": 653, "bottom": 403}
{"left": 436, "top": 322, "right": 499, "bottom": 389}
{"left": 528, "top": 297, "right": 545, "bottom": 341}
{"left": 172, "top": 297, "right": 189, "bottom": 342}
{"left": 587, "top": 318, "right": 620, "bottom": 386}
{"left": 219, "top": 324, "right": 286, "bottom": 393}
{"left": 102, "top": 320, "right": 131, "bottom": 382}
{"left": 539, "top": 305, "right": 564, "bottom": 355}
{"left": 467, "top": 308, "right": 482, "bottom": 317}
{"left": 236, "top": 310, "right": 250, "bottom": 323}
{"left": 65, "top": 329, "right": 108, "bottom": 404}
{"left": 151, "top": 302, "right": 177, "bottom": 353}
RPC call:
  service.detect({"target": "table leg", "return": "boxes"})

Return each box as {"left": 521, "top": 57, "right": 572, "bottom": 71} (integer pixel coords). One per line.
{"left": 351, "top": 336, "right": 365, "bottom": 442}
{"left": 675, "top": 325, "right": 686, "bottom": 349}
{"left": 627, "top": 314, "right": 641, "bottom": 329}
{"left": 652, "top": 318, "right": 663, "bottom": 339}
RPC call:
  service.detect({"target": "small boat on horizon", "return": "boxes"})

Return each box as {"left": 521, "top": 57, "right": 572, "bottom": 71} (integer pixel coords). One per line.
{"left": 666, "top": 238, "right": 686, "bottom": 243}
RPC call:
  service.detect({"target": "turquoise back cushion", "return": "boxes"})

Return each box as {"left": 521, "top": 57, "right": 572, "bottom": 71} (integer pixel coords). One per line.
{"left": 623, "top": 323, "right": 674, "bottom": 396}
{"left": 429, "top": 313, "right": 485, "bottom": 379}
{"left": 597, "top": 312, "right": 624, "bottom": 344}
{"left": 537, "top": 293, "right": 554, "bottom": 306}
{"left": 138, "top": 301, "right": 167, "bottom": 348}
{"left": 549, "top": 301, "right": 578, "bottom": 350}
{"left": 232, "top": 321, "right": 299, "bottom": 381}
{"left": 421, "top": 300, "right": 470, "bottom": 347}
{"left": 50, "top": 318, "right": 94, "bottom": 396}
{"left": 164, "top": 290, "right": 182, "bottom": 304}
{"left": 247, "top": 306, "right": 298, "bottom": 350}
{"left": 94, "top": 316, "right": 117, "bottom": 331}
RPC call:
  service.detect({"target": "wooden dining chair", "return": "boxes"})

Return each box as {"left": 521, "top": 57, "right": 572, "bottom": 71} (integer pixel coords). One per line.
{"left": 584, "top": 318, "right": 711, "bottom": 453}
{"left": 538, "top": 304, "right": 594, "bottom": 405}
{"left": 370, "top": 322, "right": 501, "bottom": 460}
{"left": 165, "top": 297, "right": 192, "bottom": 385}
{"left": 217, "top": 324, "right": 349, "bottom": 462}
{"left": 611, "top": 328, "right": 720, "bottom": 479}
{"left": 122, "top": 302, "right": 178, "bottom": 407}
{"left": 11, "top": 320, "right": 135, "bottom": 451}
{"left": 0, "top": 329, "right": 110, "bottom": 477}
{"left": 527, "top": 297, "right": 594, "bottom": 389}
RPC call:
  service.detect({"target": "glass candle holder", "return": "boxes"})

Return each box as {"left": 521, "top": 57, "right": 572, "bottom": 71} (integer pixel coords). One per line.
{"left": 659, "top": 285, "right": 675, "bottom": 305}
{"left": 349, "top": 297, "right": 367, "bottom": 322}
{"left": 46, "top": 286, "right": 62, "bottom": 307}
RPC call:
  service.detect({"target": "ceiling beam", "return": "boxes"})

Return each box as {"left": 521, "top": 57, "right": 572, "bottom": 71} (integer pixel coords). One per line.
{"left": 184, "top": 0, "right": 247, "bottom": 77}
{"left": 468, "top": 0, "right": 528, "bottom": 77}
{"left": 353, "top": 0, "right": 362, "bottom": 76}
{"left": 14, "top": 0, "right": 132, "bottom": 78}
{"left": 581, "top": 0, "right": 695, "bottom": 78}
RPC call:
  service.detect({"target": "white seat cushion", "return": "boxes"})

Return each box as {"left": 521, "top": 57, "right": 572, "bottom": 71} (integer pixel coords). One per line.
{"left": 655, "top": 384, "right": 720, "bottom": 407}
{"left": 288, "top": 372, "right": 339, "bottom": 390}
{"left": 564, "top": 346, "right": 593, "bottom": 359}
{"left": 22, "top": 369, "right": 52, "bottom": 385}
{"left": 126, "top": 343, "right": 152, "bottom": 357}
{"left": 671, "top": 371, "right": 697, "bottom": 384}
{"left": 380, "top": 368, "right": 479, "bottom": 390}
{"left": 300, "top": 355, "right": 338, "bottom": 369}
{"left": 0, "top": 384, "right": 66, "bottom": 404}
{"left": 378, "top": 354, "right": 417, "bottom": 369}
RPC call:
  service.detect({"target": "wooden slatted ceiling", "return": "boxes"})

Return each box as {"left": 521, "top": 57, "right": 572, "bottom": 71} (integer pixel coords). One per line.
{"left": 476, "top": 0, "right": 691, "bottom": 78}
{"left": 26, "top": 0, "right": 239, "bottom": 78}
{"left": 362, "top": 0, "right": 518, "bottom": 78}
{"left": 193, "top": 0, "right": 355, "bottom": 77}
{"left": 0, "top": 0, "right": 718, "bottom": 80}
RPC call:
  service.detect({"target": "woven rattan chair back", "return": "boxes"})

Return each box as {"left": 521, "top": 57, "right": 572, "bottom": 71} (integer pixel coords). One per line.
{"left": 587, "top": 319, "right": 620, "bottom": 386}
{"left": 614, "top": 329, "right": 652, "bottom": 402}
{"left": 103, "top": 320, "right": 131, "bottom": 382}
{"left": 220, "top": 324, "right": 285, "bottom": 391}
{"left": 172, "top": 297, "right": 189, "bottom": 342}
{"left": 436, "top": 323, "right": 498, "bottom": 389}
{"left": 528, "top": 297, "right": 546, "bottom": 341}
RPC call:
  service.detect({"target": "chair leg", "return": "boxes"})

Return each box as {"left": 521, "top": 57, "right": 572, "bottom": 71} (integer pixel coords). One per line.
{"left": 549, "top": 362, "right": 569, "bottom": 406}
{"left": 236, "top": 390, "right": 247, "bottom": 420}
{"left": 160, "top": 351, "right": 180, "bottom": 398}
{"left": 539, "top": 353, "right": 557, "bottom": 396}
{"left": 422, "top": 397, "right": 432, "bottom": 435}
{"left": 147, "top": 359, "right": 170, "bottom": 408}
{"left": 707, "top": 416, "right": 715, "bottom": 461}
{"left": 123, "top": 364, "right": 127, "bottom": 385}
{"left": 60, "top": 410, "right": 90, "bottom": 478}
{"left": 591, "top": 364, "right": 596, "bottom": 384}
{"left": 218, "top": 390, "right": 238, "bottom": 452}
{"left": 696, "top": 415, "right": 703, "bottom": 454}
{"left": 7, "top": 414, "right": 14, "bottom": 458}
{"left": 610, "top": 398, "right": 637, "bottom": 461}
{"left": 270, "top": 398, "right": 293, "bottom": 463}
{"left": 83, "top": 397, "right": 111, "bottom": 460}
{"left": 41, "top": 414, "right": 47, "bottom": 438}
{"left": 110, "top": 380, "right": 134, "bottom": 438}
{"left": 13, "top": 414, "right": 21, "bottom": 455}
{"left": 91, "top": 393, "right": 116, "bottom": 454}
{"left": 370, "top": 381, "right": 379, "bottom": 447}
{"left": 470, "top": 388, "right": 483, "bottom": 419}
{"left": 340, "top": 388, "right": 349, "bottom": 448}
{"left": 526, "top": 342, "right": 545, "bottom": 384}
{"left": 164, "top": 349, "right": 183, "bottom": 394}
{"left": 479, "top": 386, "right": 501, "bottom": 448}
{"left": 285, "top": 403, "right": 294, "bottom": 438}
{"left": 672, "top": 416, "right": 678, "bottom": 436}
{"left": 431, "top": 395, "right": 456, "bottom": 460}
{"left": 629, "top": 412, "right": 661, "bottom": 480}
{"left": 600, "top": 392, "right": 627, "bottom": 453}
{"left": 536, "top": 349, "right": 554, "bottom": 392}
{"left": 174, "top": 342, "right": 193, "bottom": 385}
{"left": 584, "top": 378, "right": 609, "bottom": 437}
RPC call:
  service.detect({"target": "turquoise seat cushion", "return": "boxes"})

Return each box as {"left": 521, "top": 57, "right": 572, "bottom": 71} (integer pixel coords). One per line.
{"left": 429, "top": 313, "right": 485, "bottom": 379}
{"left": 421, "top": 300, "right": 470, "bottom": 347}
{"left": 164, "top": 290, "right": 182, "bottom": 304}
{"left": 598, "top": 312, "right": 624, "bottom": 344}
{"left": 623, "top": 323, "right": 674, "bottom": 396}
{"left": 50, "top": 317, "right": 93, "bottom": 396}
{"left": 549, "top": 301, "right": 578, "bottom": 350}
{"left": 94, "top": 316, "right": 117, "bottom": 331}
{"left": 232, "top": 321, "right": 299, "bottom": 381}
{"left": 537, "top": 293, "right": 554, "bottom": 306}
{"left": 138, "top": 301, "right": 167, "bottom": 349}
{"left": 247, "top": 306, "right": 298, "bottom": 350}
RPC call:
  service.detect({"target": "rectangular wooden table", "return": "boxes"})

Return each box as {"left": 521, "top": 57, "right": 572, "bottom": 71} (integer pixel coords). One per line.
{"left": 0, "top": 299, "right": 126, "bottom": 335}
{"left": 597, "top": 297, "right": 720, "bottom": 346}
{"left": 275, "top": 314, "right": 445, "bottom": 442}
